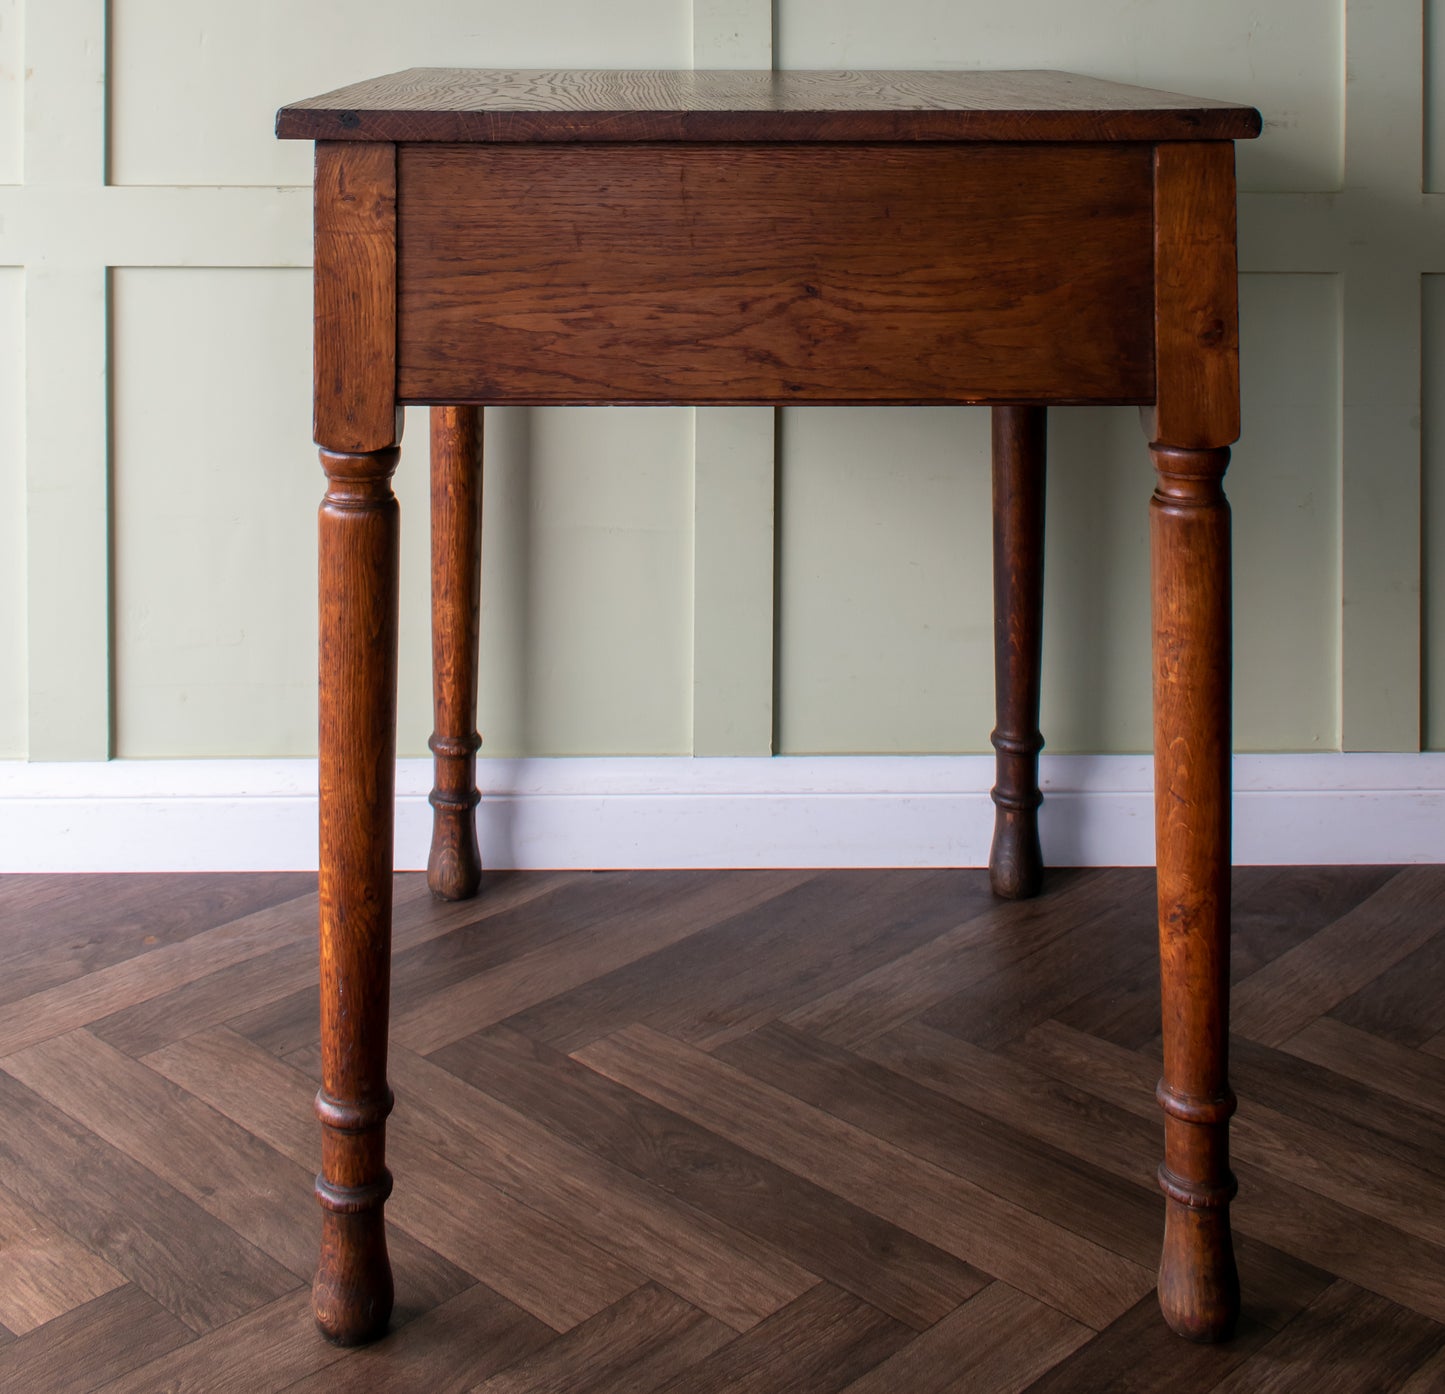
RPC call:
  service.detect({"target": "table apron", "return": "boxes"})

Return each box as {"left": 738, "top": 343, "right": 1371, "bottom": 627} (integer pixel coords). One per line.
{"left": 394, "top": 142, "right": 1157, "bottom": 407}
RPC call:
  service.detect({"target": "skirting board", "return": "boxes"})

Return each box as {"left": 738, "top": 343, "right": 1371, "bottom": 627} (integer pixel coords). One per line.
{"left": 1, "top": 753, "right": 1443, "bottom": 873}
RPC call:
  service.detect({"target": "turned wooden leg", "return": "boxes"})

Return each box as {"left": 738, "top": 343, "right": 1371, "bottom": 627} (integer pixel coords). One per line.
{"left": 427, "top": 406, "right": 484, "bottom": 901}
{"left": 1149, "top": 442, "right": 1239, "bottom": 1342}
{"left": 989, "top": 405, "right": 1046, "bottom": 900}
{"left": 314, "top": 445, "right": 400, "bottom": 1344}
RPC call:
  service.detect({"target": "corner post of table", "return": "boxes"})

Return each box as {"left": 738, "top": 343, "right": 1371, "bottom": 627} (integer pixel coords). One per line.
{"left": 1141, "top": 139, "right": 1241, "bottom": 1343}
{"left": 989, "top": 405, "right": 1047, "bottom": 900}
{"left": 312, "top": 138, "right": 402, "bottom": 1346}
{"left": 427, "top": 405, "right": 485, "bottom": 901}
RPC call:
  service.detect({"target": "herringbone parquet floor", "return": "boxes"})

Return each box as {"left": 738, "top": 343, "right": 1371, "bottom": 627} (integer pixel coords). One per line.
{"left": 1, "top": 866, "right": 1443, "bottom": 1392}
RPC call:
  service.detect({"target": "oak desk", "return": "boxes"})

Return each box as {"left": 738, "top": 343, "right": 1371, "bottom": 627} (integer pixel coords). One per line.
{"left": 277, "top": 68, "right": 1262, "bottom": 1349}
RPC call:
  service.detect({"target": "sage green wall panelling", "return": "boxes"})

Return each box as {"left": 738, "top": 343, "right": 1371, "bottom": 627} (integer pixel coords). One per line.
{"left": 396, "top": 406, "right": 696, "bottom": 760}
{"left": 111, "top": 269, "right": 318, "bottom": 758}
{"left": 0, "top": 0, "right": 19, "bottom": 184}
{"left": 1425, "top": 277, "right": 1445, "bottom": 751}
{"left": 107, "top": 0, "right": 693, "bottom": 186}
{"left": 0, "top": 269, "right": 25, "bottom": 757}
{"left": 774, "top": 0, "right": 1342, "bottom": 194}
{"left": 776, "top": 407, "right": 994, "bottom": 756}
{"left": 1231, "top": 274, "right": 1341, "bottom": 751}
{"left": 1429, "top": 0, "right": 1445, "bottom": 194}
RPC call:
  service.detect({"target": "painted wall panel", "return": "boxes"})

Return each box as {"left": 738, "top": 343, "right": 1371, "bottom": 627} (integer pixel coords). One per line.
{"left": 111, "top": 269, "right": 318, "bottom": 757}
{"left": 775, "top": 0, "right": 1341, "bottom": 192}
{"left": 107, "top": 0, "right": 691, "bottom": 187}
{"left": 0, "top": 0, "right": 19, "bottom": 184}
{"left": 0, "top": 269, "right": 24, "bottom": 756}
{"left": 1429, "top": 0, "right": 1445, "bottom": 193}
{"left": 1231, "top": 274, "right": 1341, "bottom": 750}
{"left": 1425, "top": 276, "right": 1445, "bottom": 749}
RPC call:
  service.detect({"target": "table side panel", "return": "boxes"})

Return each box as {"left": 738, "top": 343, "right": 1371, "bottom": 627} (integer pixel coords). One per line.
{"left": 395, "top": 143, "right": 1156, "bottom": 406}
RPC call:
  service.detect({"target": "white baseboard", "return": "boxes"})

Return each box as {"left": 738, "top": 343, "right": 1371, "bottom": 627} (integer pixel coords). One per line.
{"left": 1, "top": 754, "right": 1442, "bottom": 873}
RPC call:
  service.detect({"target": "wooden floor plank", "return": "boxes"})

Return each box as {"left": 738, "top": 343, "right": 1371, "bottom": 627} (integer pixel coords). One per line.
{"left": 475, "top": 1283, "right": 735, "bottom": 1394}
{"left": 1012, "top": 1021, "right": 1445, "bottom": 1322}
{"left": 1014, "top": 1021, "right": 1445, "bottom": 1250}
{"left": 1204, "top": 1280, "right": 1445, "bottom": 1394}
{"left": 647, "top": 1283, "right": 910, "bottom": 1394}
{"left": 90, "top": 1290, "right": 345, "bottom": 1394}
{"left": 5, "top": 1028, "right": 322, "bottom": 1278}
{"left": 852, "top": 1019, "right": 1334, "bottom": 1334}
{"left": 0, "top": 877, "right": 426, "bottom": 1059}
{"left": 1, "top": 866, "right": 1437, "bottom": 1389}
{"left": 393, "top": 870, "right": 813, "bottom": 1056}
{"left": 1227, "top": 1033, "right": 1445, "bottom": 1182}
{"left": 1227, "top": 866, "right": 1398, "bottom": 981}
{"left": 432, "top": 1025, "right": 985, "bottom": 1331}
{"left": 280, "top": 1281, "right": 555, "bottom": 1394}
{"left": 0, "top": 1286, "right": 193, "bottom": 1394}
{"left": 0, "top": 873, "right": 314, "bottom": 1006}
{"left": 0, "top": 1179, "right": 126, "bottom": 1335}
{"left": 919, "top": 870, "right": 1159, "bottom": 1048}
{"left": 1280, "top": 1018, "right": 1445, "bottom": 1123}
{"left": 91, "top": 871, "right": 575, "bottom": 1059}
{"left": 504, "top": 869, "right": 990, "bottom": 1054}
{"left": 1327, "top": 927, "right": 1445, "bottom": 1049}
{"left": 780, "top": 868, "right": 1115, "bottom": 1050}
{"left": 574, "top": 1025, "right": 1154, "bottom": 1329}
{"left": 1230, "top": 868, "right": 1445, "bottom": 1048}
{"left": 836, "top": 1281, "right": 1089, "bottom": 1394}
{"left": 145, "top": 1027, "right": 647, "bottom": 1332}
{"left": 0, "top": 1069, "right": 299, "bottom": 1333}
{"left": 385, "top": 1045, "right": 817, "bottom": 1330}
{"left": 717, "top": 1021, "right": 1164, "bottom": 1267}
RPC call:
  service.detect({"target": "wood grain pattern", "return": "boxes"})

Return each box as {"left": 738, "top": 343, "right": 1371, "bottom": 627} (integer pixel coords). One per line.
{"left": 476, "top": 1284, "right": 732, "bottom": 1394}
{"left": 315, "top": 439, "right": 402, "bottom": 1344}
{"left": 0, "top": 1183, "right": 124, "bottom": 1335}
{"left": 988, "top": 406, "right": 1047, "bottom": 900}
{"left": 277, "top": 68, "right": 1262, "bottom": 145}
{"left": 396, "top": 143, "right": 1155, "bottom": 406}
{"left": 426, "top": 405, "right": 485, "bottom": 901}
{"left": 3, "top": 869, "right": 1443, "bottom": 1390}
{"left": 313, "top": 141, "right": 399, "bottom": 453}
{"left": 836, "top": 1281, "right": 1090, "bottom": 1394}
{"left": 574, "top": 1024, "right": 1154, "bottom": 1329}
{"left": 1142, "top": 142, "right": 1241, "bottom": 449}
{"left": 1148, "top": 440, "right": 1238, "bottom": 1342}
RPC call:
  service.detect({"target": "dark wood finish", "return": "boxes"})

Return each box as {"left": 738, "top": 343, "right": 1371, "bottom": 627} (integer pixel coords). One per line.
{"left": 3, "top": 870, "right": 1445, "bottom": 1390}
{"left": 312, "top": 134, "right": 405, "bottom": 1348}
{"left": 396, "top": 143, "right": 1155, "bottom": 406}
{"left": 277, "top": 68, "right": 1263, "bottom": 145}
{"left": 989, "top": 405, "right": 1047, "bottom": 900}
{"left": 282, "top": 70, "right": 1264, "bottom": 1353}
{"left": 315, "top": 445, "right": 401, "bottom": 1346}
{"left": 426, "top": 405, "right": 485, "bottom": 902}
{"left": 1144, "top": 140, "right": 1244, "bottom": 1346}
{"left": 312, "top": 142, "right": 400, "bottom": 453}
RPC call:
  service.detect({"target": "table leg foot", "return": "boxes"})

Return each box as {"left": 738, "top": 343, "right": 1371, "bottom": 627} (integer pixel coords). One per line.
{"left": 989, "top": 406, "right": 1047, "bottom": 901}
{"left": 313, "top": 1182, "right": 395, "bottom": 1345}
{"left": 427, "top": 405, "right": 485, "bottom": 902}
{"left": 1158, "top": 1191, "right": 1240, "bottom": 1342}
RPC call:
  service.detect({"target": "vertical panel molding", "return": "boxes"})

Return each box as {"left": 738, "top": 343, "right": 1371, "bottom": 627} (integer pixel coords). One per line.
{"left": 691, "top": 0, "right": 777, "bottom": 755}
{"left": 22, "top": 0, "right": 112, "bottom": 759}
{"left": 1339, "top": 0, "right": 1424, "bottom": 750}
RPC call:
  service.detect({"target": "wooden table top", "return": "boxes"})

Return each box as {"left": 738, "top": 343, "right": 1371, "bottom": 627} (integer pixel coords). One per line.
{"left": 276, "top": 68, "right": 1262, "bottom": 145}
